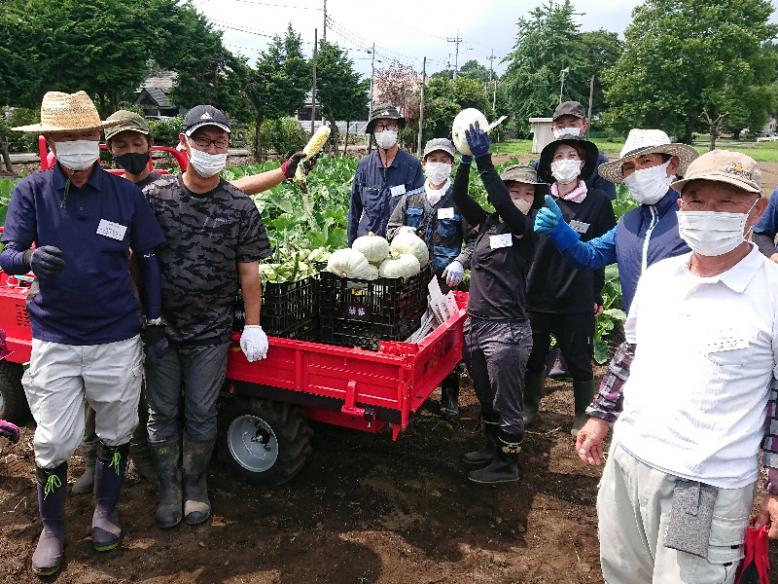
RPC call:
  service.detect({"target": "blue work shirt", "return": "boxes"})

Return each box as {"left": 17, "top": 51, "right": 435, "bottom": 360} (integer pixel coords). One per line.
{"left": 348, "top": 149, "right": 424, "bottom": 244}
{"left": 1, "top": 164, "right": 165, "bottom": 345}
{"left": 547, "top": 189, "right": 688, "bottom": 312}
{"left": 754, "top": 188, "right": 778, "bottom": 244}
{"left": 532, "top": 152, "right": 616, "bottom": 200}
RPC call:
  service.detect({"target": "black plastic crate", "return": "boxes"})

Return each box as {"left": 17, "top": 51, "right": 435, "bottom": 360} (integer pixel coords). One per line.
{"left": 318, "top": 267, "right": 430, "bottom": 350}
{"left": 233, "top": 275, "right": 319, "bottom": 338}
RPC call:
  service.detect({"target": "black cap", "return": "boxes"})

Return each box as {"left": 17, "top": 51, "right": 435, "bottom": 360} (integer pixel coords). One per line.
{"left": 183, "top": 105, "right": 231, "bottom": 136}
{"left": 552, "top": 101, "right": 586, "bottom": 121}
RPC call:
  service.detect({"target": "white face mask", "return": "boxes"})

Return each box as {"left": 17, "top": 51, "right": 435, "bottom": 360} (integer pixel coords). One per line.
{"left": 55, "top": 139, "right": 100, "bottom": 171}
{"left": 425, "top": 162, "right": 452, "bottom": 185}
{"left": 187, "top": 141, "right": 227, "bottom": 177}
{"left": 677, "top": 201, "right": 758, "bottom": 257}
{"left": 623, "top": 160, "right": 672, "bottom": 205}
{"left": 375, "top": 129, "right": 398, "bottom": 150}
{"left": 553, "top": 126, "right": 581, "bottom": 140}
{"left": 551, "top": 159, "right": 582, "bottom": 184}
{"left": 514, "top": 198, "right": 533, "bottom": 215}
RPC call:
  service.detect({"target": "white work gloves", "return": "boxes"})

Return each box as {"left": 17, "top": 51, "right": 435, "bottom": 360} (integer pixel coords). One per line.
{"left": 442, "top": 260, "right": 464, "bottom": 288}
{"left": 240, "top": 325, "right": 269, "bottom": 362}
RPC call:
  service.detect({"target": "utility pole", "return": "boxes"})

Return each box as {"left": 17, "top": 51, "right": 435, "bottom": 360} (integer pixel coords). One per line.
{"left": 446, "top": 34, "right": 462, "bottom": 79}
{"left": 487, "top": 49, "right": 497, "bottom": 114}
{"left": 367, "top": 42, "right": 376, "bottom": 153}
{"left": 587, "top": 75, "right": 595, "bottom": 120}
{"left": 322, "top": 0, "right": 327, "bottom": 42}
{"left": 417, "top": 56, "right": 426, "bottom": 156}
{"left": 558, "top": 67, "right": 570, "bottom": 104}
{"left": 311, "top": 28, "right": 317, "bottom": 136}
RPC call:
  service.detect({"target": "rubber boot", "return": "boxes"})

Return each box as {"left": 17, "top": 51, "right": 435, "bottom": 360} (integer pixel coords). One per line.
{"left": 72, "top": 434, "right": 98, "bottom": 495}
{"left": 439, "top": 373, "right": 460, "bottom": 419}
{"left": 182, "top": 434, "right": 215, "bottom": 526}
{"left": 32, "top": 462, "right": 67, "bottom": 577}
{"left": 462, "top": 418, "right": 499, "bottom": 466}
{"left": 149, "top": 436, "right": 182, "bottom": 529}
{"left": 522, "top": 370, "right": 546, "bottom": 427}
{"left": 130, "top": 427, "right": 157, "bottom": 484}
{"left": 467, "top": 431, "right": 522, "bottom": 484}
{"left": 571, "top": 379, "right": 595, "bottom": 436}
{"left": 91, "top": 442, "right": 129, "bottom": 552}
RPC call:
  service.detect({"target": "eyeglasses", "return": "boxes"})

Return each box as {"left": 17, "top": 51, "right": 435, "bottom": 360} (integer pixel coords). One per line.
{"left": 191, "top": 136, "right": 229, "bottom": 150}
{"left": 374, "top": 122, "right": 399, "bottom": 132}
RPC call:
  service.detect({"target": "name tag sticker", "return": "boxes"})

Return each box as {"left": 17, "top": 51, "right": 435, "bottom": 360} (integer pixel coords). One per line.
{"left": 437, "top": 207, "right": 454, "bottom": 220}
{"left": 96, "top": 219, "right": 127, "bottom": 241}
{"left": 390, "top": 184, "right": 407, "bottom": 197}
{"left": 489, "top": 233, "right": 513, "bottom": 249}
{"left": 569, "top": 220, "right": 590, "bottom": 234}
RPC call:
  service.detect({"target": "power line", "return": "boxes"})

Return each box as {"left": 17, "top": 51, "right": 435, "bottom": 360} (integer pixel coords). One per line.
{"left": 224, "top": 0, "right": 321, "bottom": 9}
{"left": 446, "top": 34, "right": 462, "bottom": 78}
{"left": 325, "top": 15, "right": 420, "bottom": 68}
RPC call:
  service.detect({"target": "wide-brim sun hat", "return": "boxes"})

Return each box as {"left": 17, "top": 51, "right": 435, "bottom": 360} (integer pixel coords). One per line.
{"left": 598, "top": 129, "right": 699, "bottom": 184}
{"left": 537, "top": 136, "right": 599, "bottom": 183}
{"left": 500, "top": 164, "right": 548, "bottom": 209}
{"left": 12, "top": 91, "right": 121, "bottom": 133}
{"left": 670, "top": 150, "right": 762, "bottom": 195}
{"left": 366, "top": 102, "right": 406, "bottom": 134}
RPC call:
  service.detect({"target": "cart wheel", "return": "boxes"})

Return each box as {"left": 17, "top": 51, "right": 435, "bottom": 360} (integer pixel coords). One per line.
{"left": 0, "top": 361, "right": 29, "bottom": 423}
{"left": 218, "top": 396, "right": 312, "bottom": 487}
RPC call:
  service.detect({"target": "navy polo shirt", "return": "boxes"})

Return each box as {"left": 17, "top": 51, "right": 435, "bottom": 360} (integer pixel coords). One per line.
{"left": 348, "top": 149, "right": 424, "bottom": 244}
{"left": 2, "top": 164, "right": 165, "bottom": 345}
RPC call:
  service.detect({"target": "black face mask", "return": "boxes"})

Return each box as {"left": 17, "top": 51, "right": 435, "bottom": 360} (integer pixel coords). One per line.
{"left": 115, "top": 152, "right": 148, "bottom": 175}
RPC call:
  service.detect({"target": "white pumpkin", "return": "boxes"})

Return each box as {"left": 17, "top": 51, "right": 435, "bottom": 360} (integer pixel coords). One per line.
{"left": 451, "top": 108, "right": 508, "bottom": 156}
{"left": 326, "top": 248, "right": 375, "bottom": 279}
{"left": 390, "top": 231, "right": 429, "bottom": 268}
{"left": 352, "top": 232, "right": 390, "bottom": 263}
{"left": 379, "top": 253, "right": 421, "bottom": 279}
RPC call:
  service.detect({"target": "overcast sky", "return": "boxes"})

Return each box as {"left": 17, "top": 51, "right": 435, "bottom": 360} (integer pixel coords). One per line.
{"left": 195, "top": 0, "right": 777, "bottom": 77}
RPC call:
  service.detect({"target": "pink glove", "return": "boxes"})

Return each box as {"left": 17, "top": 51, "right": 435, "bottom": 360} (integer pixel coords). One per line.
{"left": 0, "top": 419, "right": 20, "bottom": 443}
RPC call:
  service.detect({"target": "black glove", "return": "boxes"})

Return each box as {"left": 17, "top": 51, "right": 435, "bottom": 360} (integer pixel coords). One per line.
{"left": 23, "top": 246, "right": 65, "bottom": 279}
{"left": 303, "top": 152, "right": 321, "bottom": 174}
{"left": 142, "top": 323, "right": 168, "bottom": 364}
{"left": 281, "top": 152, "right": 306, "bottom": 179}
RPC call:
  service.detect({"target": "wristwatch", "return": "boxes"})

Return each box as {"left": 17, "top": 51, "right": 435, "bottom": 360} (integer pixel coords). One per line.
{"left": 145, "top": 317, "right": 165, "bottom": 327}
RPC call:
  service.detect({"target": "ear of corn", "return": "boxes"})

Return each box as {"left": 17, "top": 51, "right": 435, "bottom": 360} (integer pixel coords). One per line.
{"left": 294, "top": 125, "right": 331, "bottom": 193}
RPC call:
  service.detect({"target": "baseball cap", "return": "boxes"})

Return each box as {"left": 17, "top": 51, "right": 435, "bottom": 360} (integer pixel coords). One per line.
{"left": 671, "top": 150, "right": 762, "bottom": 195}
{"left": 104, "top": 110, "right": 150, "bottom": 142}
{"left": 423, "top": 138, "right": 456, "bottom": 159}
{"left": 552, "top": 101, "right": 586, "bottom": 121}
{"left": 183, "top": 105, "right": 231, "bottom": 136}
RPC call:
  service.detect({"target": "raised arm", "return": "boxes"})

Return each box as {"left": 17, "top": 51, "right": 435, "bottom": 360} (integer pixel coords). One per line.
{"left": 451, "top": 158, "right": 487, "bottom": 229}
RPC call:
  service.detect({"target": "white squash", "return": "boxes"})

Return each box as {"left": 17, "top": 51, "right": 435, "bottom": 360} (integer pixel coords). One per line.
{"left": 451, "top": 108, "right": 509, "bottom": 156}
{"left": 390, "top": 231, "right": 429, "bottom": 268}
{"left": 379, "top": 253, "right": 421, "bottom": 279}
{"left": 326, "top": 248, "right": 375, "bottom": 279}
{"left": 352, "top": 232, "right": 390, "bottom": 263}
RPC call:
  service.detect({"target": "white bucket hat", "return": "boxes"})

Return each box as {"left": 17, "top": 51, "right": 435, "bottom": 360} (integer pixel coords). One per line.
{"left": 598, "top": 129, "right": 699, "bottom": 184}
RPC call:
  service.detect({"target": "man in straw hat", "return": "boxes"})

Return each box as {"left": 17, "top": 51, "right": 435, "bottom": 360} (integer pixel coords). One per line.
{"left": 348, "top": 102, "right": 424, "bottom": 244}
{"left": 142, "top": 105, "right": 271, "bottom": 531}
{"left": 0, "top": 91, "right": 167, "bottom": 576}
{"left": 575, "top": 150, "right": 778, "bottom": 582}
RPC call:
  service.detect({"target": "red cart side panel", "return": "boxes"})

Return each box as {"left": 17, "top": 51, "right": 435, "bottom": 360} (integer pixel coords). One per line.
{"left": 0, "top": 273, "right": 33, "bottom": 363}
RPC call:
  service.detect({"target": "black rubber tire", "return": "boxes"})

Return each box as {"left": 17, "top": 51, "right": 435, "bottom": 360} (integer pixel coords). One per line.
{"left": 0, "top": 361, "right": 29, "bottom": 423}
{"left": 218, "top": 395, "right": 312, "bottom": 487}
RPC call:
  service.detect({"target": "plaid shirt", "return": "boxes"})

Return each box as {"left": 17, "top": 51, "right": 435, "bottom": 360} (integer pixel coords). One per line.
{"left": 588, "top": 340, "right": 778, "bottom": 495}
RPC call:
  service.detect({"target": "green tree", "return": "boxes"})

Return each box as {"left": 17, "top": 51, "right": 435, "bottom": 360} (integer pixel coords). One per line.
{"left": 458, "top": 59, "right": 492, "bottom": 84}
{"left": 422, "top": 77, "right": 489, "bottom": 142}
{"left": 579, "top": 30, "right": 622, "bottom": 122}
{"left": 245, "top": 25, "right": 311, "bottom": 159}
{"left": 603, "top": 0, "right": 778, "bottom": 143}
{"left": 501, "top": 0, "right": 588, "bottom": 135}
{"left": 315, "top": 41, "right": 369, "bottom": 154}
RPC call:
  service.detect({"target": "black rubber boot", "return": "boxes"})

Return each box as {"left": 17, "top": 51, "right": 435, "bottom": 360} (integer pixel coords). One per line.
{"left": 467, "top": 431, "right": 522, "bottom": 484}
{"left": 571, "top": 380, "right": 595, "bottom": 436}
{"left": 92, "top": 442, "right": 129, "bottom": 552}
{"left": 130, "top": 427, "right": 157, "bottom": 484}
{"left": 71, "top": 435, "right": 97, "bottom": 495}
{"left": 439, "top": 373, "right": 460, "bottom": 419}
{"left": 462, "top": 418, "right": 499, "bottom": 466}
{"left": 522, "top": 370, "right": 546, "bottom": 427}
{"left": 32, "top": 462, "right": 67, "bottom": 577}
{"left": 149, "top": 436, "right": 182, "bottom": 529}
{"left": 182, "top": 435, "right": 215, "bottom": 526}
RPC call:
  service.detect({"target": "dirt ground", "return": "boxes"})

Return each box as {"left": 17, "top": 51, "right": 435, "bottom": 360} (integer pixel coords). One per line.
{"left": 3, "top": 373, "right": 778, "bottom": 583}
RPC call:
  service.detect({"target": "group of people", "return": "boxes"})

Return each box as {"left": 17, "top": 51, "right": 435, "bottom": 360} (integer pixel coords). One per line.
{"left": 5, "top": 87, "right": 778, "bottom": 583}
{"left": 349, "top": 100, "right": 778, "bottom": 582}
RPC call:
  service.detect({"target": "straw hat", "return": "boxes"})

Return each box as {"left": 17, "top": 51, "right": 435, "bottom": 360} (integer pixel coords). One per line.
{"left": 12, "top": 91, "right": 121, "bottom": 133}
{"left": 670, "top": 150, "right": 762, "bottom": 195}
{"left": 598, "top": 129, "right": 698, "bottom": 184}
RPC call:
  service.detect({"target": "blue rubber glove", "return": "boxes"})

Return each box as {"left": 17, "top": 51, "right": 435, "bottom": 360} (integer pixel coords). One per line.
{"left": 442, "top": 260, "right": 464, "bottom": 288}
{"left": 23, "top": 246, "right": 65, "bottom": 279}
{"left": 534, "top": 195, "right": 563, "bottom": 234}
{"left": 464, "top": 121, "right": 490, "bottom": 158}
{"left": 460, "top": 155, "right": 473, "bottom": 165}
